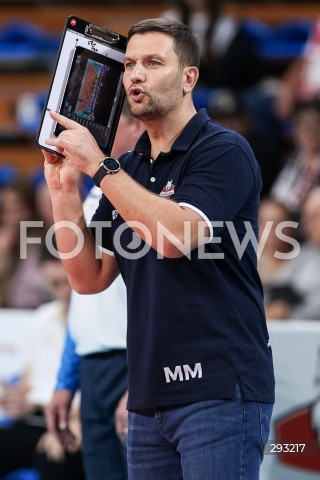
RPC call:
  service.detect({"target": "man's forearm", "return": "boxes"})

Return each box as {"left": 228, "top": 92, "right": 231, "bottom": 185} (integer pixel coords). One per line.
{"left": 49, "top": 188, "right": 114, "bottom": 293}
{"left": 99, "top": 169, "right": 209, "bottom": 258}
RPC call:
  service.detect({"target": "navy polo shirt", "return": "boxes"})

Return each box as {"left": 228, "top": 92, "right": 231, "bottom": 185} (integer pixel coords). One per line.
{"left": 91, "top": 109, "right": 275, "bottom": 409}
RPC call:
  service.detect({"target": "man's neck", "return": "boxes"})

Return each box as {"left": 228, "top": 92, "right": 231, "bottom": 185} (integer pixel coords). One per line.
{"left": 145, "top": 104, "right": 197, "bottom": 160}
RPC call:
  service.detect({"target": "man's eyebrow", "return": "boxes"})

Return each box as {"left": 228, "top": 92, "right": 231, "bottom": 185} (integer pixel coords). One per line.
{"left": 124, "top": 53, "right": 165, "bottom": 62}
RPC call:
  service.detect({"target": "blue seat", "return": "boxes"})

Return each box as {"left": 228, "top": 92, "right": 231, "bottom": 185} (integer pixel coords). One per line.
{"left": 0, "top": 20, "right": 59, "bottom": 68}
{"left": 243, "top": 18, "right": 314, "bottom": 61}
{"left": 0, "top": 165, "right": 19, "bottom": 188}
{"left": 1, "top": 469, "right": 40, "bottom": 480}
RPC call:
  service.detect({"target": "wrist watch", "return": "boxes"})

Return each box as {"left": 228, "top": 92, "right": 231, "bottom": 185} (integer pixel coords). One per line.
{"left": 92, "top": 157, "right": 121, "bottom": 187}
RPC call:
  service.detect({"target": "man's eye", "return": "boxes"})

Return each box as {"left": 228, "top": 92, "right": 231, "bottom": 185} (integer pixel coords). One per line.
{"left": 125, "top": 62, "right": 134, "bottom": 69}
{"left": 150, "top": 61, "right": 159, "bottom": 66}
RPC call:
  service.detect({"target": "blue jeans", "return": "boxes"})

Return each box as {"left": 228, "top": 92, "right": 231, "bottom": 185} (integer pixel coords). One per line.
{"left": 127, "top": 383, "right": 272, "bottom": 480}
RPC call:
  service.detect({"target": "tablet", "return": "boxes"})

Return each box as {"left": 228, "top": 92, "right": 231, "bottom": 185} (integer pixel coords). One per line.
{"left": 37, "top": 16, "right": 127, "bottom": 156}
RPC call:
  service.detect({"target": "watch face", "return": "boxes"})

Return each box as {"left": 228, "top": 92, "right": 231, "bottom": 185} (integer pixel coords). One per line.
{"left": 104, "top": 157, "right": 119, "bottom": 172}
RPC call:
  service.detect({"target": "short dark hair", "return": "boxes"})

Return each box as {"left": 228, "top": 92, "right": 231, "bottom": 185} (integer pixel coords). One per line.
{"left": 127, "top": 18, "right": 200, "bottom": 69}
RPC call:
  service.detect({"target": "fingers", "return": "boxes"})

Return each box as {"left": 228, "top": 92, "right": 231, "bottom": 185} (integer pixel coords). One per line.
{"left": 37, "top": 432, "right": 66, "bottom": 463}
{"left": 115, "top": 410, "right": 126, "bottom": 437}
{"left": 45, "top": 400, "right": 68, "bottom": 434}
{"left": 56, "top": 402, "right": 69, "bottom": 431}
{"left": 44, "top": 111, "right": 82, "bottom": 152}
{"left": 115, "top": 390, "right": 129, "bottom": 445}
{"left": 43, "top": 111, "right": 101, "bottom": 176}
{"left": 45, "top": 136, "right": 71, "bottom": 151}
{"left": 45, "top": 404, "right": 59, "bottom": 435}
{"left": 44, "top": 405, "right": 78, "bottom": 453}
{"left": 49, "top": 110, "right": 81, "bottom": 130}
{"left": 42, "top": 149, "right": 62, "bottom": 164}
{"left": 59, "top": 429, "right": 79, "bottom": 453}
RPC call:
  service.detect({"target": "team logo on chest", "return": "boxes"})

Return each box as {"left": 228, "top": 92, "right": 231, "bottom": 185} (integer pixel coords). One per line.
{"left": 159, "top": 179, "right": 175, "bottom": 198}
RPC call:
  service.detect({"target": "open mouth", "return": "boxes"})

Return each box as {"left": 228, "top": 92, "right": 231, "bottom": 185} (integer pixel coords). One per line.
{"left": 130, "top": 87, "right": 145, "bottom": 102}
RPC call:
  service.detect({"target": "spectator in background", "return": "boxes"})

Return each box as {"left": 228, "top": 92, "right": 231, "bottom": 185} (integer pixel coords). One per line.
{"left": 0, "top": 243, "right": 85, "bottom": 479}
{"left": 45, "top": 105, "right": 145, "bottom": 480}
{"left": 265, "top": 186, "right": 320, "bottom": 321}
{"left": 161, "top": 0, "right": 262, "bottom": 92}
{"left": 31, "top": 169, "right": 55, "bottom": 232}
{"left": 271, "top": 99, "right": 320, "bottom": 218}
{"left": 274, "top": 18, "right": 320, "bottom": 122}
{"left": 207, "top": 89, "right": 282, "bottom": 197}
{"left": 0, "top": 178, "right": 51, "bottom": 308}
{"left": 35, "top": 179, "right": 54, "bottom": 230}
{"left": 257, "top": 198, "right": 296, "bottom": 292}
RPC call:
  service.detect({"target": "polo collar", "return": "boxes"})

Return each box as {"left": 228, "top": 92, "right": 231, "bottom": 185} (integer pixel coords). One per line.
{"left": 134, "top": 108, "right": 210, "bottom": 159}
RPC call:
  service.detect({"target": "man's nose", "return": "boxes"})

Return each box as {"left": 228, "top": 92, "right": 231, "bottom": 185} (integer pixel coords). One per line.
{"left": 130, "top": 64, "right": 146, "bottom": 83}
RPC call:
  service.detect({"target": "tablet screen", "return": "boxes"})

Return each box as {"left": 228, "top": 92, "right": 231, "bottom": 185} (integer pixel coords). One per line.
{"left": 55, "top": 46, "right": 124, "bottom": 151}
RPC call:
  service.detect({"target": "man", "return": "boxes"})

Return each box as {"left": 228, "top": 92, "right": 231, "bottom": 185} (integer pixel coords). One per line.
{"left": 45, "top": 106, "right": 144, "bottom": 480}
{"left": 42, "top": 18, "right": 275, "bottom": 480}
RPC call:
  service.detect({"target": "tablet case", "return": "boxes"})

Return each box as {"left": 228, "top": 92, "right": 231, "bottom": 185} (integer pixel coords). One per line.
{"left": 37, "top": 16, "right": 127, "bottom": 156}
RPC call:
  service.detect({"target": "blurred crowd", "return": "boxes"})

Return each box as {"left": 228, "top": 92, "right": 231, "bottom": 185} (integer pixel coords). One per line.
{"left": 1, "top": 0, "right": 320, "bottom": 478}
{"left": 0, "top": 167, "right": 91, "bottom": 309}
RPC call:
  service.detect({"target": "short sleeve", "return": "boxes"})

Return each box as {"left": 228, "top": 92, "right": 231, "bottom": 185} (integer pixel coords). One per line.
{"left": 174, "top": 137, "right": 261, "bottom": 232}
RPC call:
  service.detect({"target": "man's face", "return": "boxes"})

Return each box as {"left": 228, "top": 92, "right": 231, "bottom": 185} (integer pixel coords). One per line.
{"left": 123, "top": 32, "right": 184, "bottom": 121}
{"left": 294, "top": 109, "right": 320, "bottom": 153}
{"left": 302, "top": 191, "right": 320, "bottom": 247}
{"left": 42, "top": 260, "right": 71, "bottom": 304}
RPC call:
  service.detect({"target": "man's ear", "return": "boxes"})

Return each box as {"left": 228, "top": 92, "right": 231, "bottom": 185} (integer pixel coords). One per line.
{"left": 183, "top": 66, "right": 199, "bottom": 94}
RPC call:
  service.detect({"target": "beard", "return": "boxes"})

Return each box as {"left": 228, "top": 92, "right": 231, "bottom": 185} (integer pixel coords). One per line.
{"left": 127, "top": 73, "right": 183, "bottom": 121}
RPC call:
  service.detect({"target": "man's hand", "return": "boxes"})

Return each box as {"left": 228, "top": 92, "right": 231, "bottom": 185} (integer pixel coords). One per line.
{"left": 115, "top": 390, "right": 128, "bottom": 445}
{"left": 42, "top": 148, "right": 81, "bottom": 192}
{"left": 45, "top": 389, "right": 77, "bottom": 450}
{"left": 45, "top": 111, "right": 104, "bottom": 178}
{"left": 37, "top": 431, "right": 66, "bottom": 463}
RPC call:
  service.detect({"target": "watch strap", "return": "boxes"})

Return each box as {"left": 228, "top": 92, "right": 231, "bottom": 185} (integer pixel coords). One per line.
{"left": 92, "top": 163, "right": 108, "bottom": 187}
{"left": 92, "top": 157, "right": 120, "bottom": 187}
